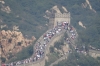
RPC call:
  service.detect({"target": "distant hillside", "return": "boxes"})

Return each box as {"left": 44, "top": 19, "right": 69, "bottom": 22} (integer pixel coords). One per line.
{"left": 0, "top": 0, "right": 50, "bottom": 38}
{"left": 0, "top": 0, "right": 100, "bottom": 63}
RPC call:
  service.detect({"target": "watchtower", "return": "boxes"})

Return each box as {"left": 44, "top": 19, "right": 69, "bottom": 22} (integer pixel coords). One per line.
{"left": 49, "top": 12, "right": 70, "bottom": 28}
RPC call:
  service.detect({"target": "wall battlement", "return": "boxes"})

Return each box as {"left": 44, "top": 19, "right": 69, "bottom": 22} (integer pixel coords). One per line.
{"left": 55, "top": 12, "right": 70, "bottom": 18}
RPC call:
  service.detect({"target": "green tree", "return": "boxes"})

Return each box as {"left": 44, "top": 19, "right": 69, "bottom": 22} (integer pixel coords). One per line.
{"left": 50, "top": 46, "right": 54, "bottom": 53}
{"left": 1, "top": 57, "right": 6, "bottom": 63}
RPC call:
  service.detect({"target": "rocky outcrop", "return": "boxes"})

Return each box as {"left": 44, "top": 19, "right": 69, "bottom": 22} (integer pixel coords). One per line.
{"left": 78, "top": 21, "right": 86, "bottom": 29}
{"left": 0, "top": 24, "right": 7, "bottom": 29}
{"left": 0, "top": 0, "right": 5, "bottom": 4}
{"left": 82, "top": 0, "right": 96, "bottom": 13}
{"left": 51, "top": 5, "right": 62, "bottom": 13}
{"left": 0, "top": 0, "right": 11, "bottom": 13}
{"left": 1, "top": 5, "right": 11, "bottom": 13}
{"left": 62, "top": 6, "right": 68, "bottom": 12}
{"left": 0, "top": 30, "right": 36, "bottom": 62}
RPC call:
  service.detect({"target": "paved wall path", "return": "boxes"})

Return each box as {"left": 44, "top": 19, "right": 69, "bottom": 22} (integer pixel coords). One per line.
{"left": 16, "top": 30, "right": 66, "bottom": 66}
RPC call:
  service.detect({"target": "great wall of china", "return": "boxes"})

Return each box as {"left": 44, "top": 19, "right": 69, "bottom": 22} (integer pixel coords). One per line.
{"left": 15, "top": 11, "right": 70, "bottom": 66}
{"left": 18, "top": 30, "right": 65, "bottom": 66}
{"left": 1, "top": 6, "right": 100, "bottom": 66}
{"left": 49, "top": 12, "right": 70, "bottom": 28}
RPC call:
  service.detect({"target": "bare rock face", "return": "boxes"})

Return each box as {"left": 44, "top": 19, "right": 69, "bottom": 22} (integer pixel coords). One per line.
{"left": 82, "top": 0, "right": 96, "bottom": 13}
{"left": 51, "top": 5, "right": 62, "bottom": 13}
{"left": 78, "top": 21, "right": 86, "bottom": 29}
{"left": 1, "top": 5, "right": 11, "bottom": 13}
{"left": 0, "top": 0, "right": 11, "bottom": 13}
{"left": 0, "top": 30, "right": 36, "bottom": 62}
{"left": 62, "top": 6, "right": 68, "bottom": 12}
{"left": 0, "top": 0, "right": 5, "bottom": 4}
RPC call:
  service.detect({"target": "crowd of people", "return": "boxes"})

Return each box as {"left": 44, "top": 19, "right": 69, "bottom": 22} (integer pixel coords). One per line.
{"left": 2, "top": 21, "right": 76, "bottom": 66}
{"left": 65, "top": 25, "right": 77, "bottom": 44}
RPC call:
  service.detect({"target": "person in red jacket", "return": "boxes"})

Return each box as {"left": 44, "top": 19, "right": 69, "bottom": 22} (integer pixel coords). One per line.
{"left": 2, "top": 64, "right": 6, "bottom": 66}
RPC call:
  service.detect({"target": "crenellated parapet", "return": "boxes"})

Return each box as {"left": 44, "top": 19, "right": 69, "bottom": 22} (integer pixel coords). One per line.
{"left": 55, "top": 12, "right": 70, "bottom": 18}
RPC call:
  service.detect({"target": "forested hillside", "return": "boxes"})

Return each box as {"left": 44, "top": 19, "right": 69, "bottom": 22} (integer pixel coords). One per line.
{"left": 0, "top": 0, "right": 100, "bottom": 63}
{"left": 1, "top": 0, "right": 99, "bottom": 48}
{"left": 54, "top": 52, "right": 100, "bottom": 66}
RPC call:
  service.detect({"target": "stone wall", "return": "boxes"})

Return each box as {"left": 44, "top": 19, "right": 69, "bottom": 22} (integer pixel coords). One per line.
{"left": 89, "top": 50, "right": 100, "bottom": 58}
{"left": 54, "top": 12, "right": 70, "bottom": 27}
{"left": 48, "top": 18, "right": 54, "bottom": 29}
{"left": 49, "top": 12, "right": 70, "bottom": 28}
{"left": 54, "top": 17, "right": 70, "bottom": 27}
{"left": 17, "top": 30, "right": 65, "bottom": 66}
